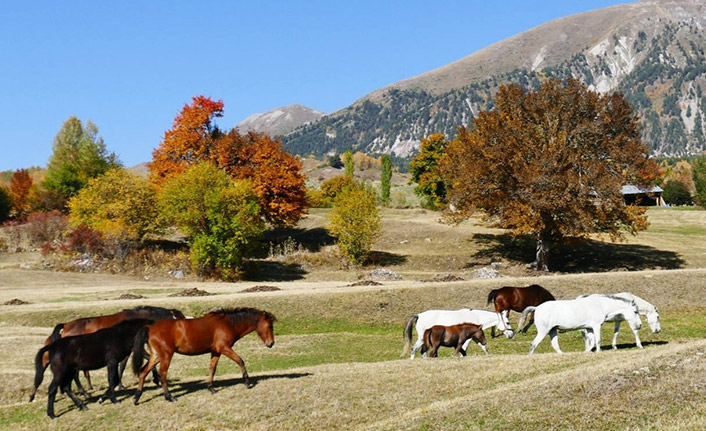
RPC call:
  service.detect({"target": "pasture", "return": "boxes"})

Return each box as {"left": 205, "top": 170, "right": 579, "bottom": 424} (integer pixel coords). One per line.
{"left": 1, "top": 208, "right": 706, "bottom": 430}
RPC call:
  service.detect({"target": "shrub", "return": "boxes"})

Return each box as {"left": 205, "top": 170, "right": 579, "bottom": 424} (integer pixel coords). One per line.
{"left": 158, "top": 162, "right": 264, "bottom": 280}
{"left": 61, "top": 225, "right": 105, "bottom": 255}
{"left": 0, "top": 187, "right": 10, "bottom": 223}
{"left": 327, "top": 184, "right": 381, "bottom": 264}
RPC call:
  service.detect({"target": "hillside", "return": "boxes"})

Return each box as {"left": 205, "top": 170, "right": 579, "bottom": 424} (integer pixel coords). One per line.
{"left": 236, "top": 104, "right": 324, "bottom": 137}
{"left": 284, "top": 0, "right": 706, "bottom": 158}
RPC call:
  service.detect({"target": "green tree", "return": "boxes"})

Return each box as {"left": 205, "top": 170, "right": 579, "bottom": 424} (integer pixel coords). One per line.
{"left": 692, "top": 155, "right": 706, "bottom": 207}
{"left": 380, "top": 155, "right": 392, "bottom": 205}
{"left": 157, "top": 162, "right": 264, "bottom": 279}
{"left": 344, "top": 150, "right": 354, "bottom": 178}
{"left": 409, "top": 134, "right": 449, "bottom": 209}
{"left": 441, "top": 78, "right": 659, "bottom": 271}
{"left": 662, "top": 180, "right": 692, "bottom": 206}
{"left": 327, "top": 184, "right": 381, "bottom": 264}
{"left": 68, "top": 168, "right": 160, "bottom": 242}
{"left": 43, "top": 117, "right": 121, "bottom": 209}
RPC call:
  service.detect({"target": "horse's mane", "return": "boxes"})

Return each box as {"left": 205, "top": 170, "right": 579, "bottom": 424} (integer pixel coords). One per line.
{"left": 122, "top": 306, "right": 177, "bottom": 320}
{"left": 208, "top": 307, "right": 277, "bottom": 326}
{"left": 579, "top": 294, "right": 635, "bottom": 306}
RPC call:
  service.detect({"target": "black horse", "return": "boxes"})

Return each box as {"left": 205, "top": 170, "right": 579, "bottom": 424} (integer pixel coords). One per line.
{"left": 32, "top": 319, "right": 154, "bottom": 419}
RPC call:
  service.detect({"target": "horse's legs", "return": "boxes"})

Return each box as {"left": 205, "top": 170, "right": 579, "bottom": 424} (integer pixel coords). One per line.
{"left": 410, "top": 339, "right": 424, "bottom": 359}
{"left": 592, "top": 325, "right": 603, "bottom": 352}
{"left": 99, "top": 361, "right": 120, "bottom": 404}
{"left": 548, "top": 328, "right": 562, "bottom": 354}
{"left": 612, "top": 321, "right": 622, "bottom": 349}
{"left": 521, "top": 311, "right": 535, "bottom": 334}
{"left": 83, "top": 370, "right": 93, "bottom": 391}
{"left": 631, "top": 324, "right": 643, "bottom": 349}
{"left": 475, "top": 339, "right": 489, "bottom": 356}
{"left": 46, "top": 375, "right": 60, "bottom": 419}
{"left": 72, "top": 369, "right": 90, "bottom": 399}
{"left": 207, "top": 353, "right": 221, "bottom": 394}
{"left": 134, "top": 350, "right": 161, "bottom": 405}
{"left": 221, "top": 347, "right": 253, "bottom": 388}
{"left": 528, "top": 328, "right": 548, "bottom": 355}
{"left": 61, "top": 372, "right": 88, "bottom": 412}
{"left": 117, "top": 357, "right": 128, "bottom": 390}
{"left": 429, "top": 343, "right": 439, "bottom": 358}
{"left": 157, "top": 353, "right": 176, "bottom": 402}
{"left": 581, "top": 329, "right": 592, "bottom": 352}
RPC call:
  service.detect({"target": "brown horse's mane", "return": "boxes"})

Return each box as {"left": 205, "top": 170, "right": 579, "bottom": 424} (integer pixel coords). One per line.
{"left": 122, "top": 306, "right": 180, "bottom": 320}
{"left": 207, "top": 307, "right": 277, "bottom": 326}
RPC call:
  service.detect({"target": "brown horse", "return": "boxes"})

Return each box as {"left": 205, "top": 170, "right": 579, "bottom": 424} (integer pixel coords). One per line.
{"left": 132, "top": 307, "right": 276, "bottom": 404}
{"left": 423, "top": 323, "right": 487, "bottom": 357}
{"left": 487, "top": 284, "right": 555, "bottom": 337}
{"left": 30, "top": 306, "right": 185, "bottom": 402}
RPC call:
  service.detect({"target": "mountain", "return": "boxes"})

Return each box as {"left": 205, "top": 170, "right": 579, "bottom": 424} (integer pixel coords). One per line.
{"left": 284, "top": 0, "right": 706, "bottom": 159}
{"left": 236, "top": 104, "right": 325, "bottom": 137}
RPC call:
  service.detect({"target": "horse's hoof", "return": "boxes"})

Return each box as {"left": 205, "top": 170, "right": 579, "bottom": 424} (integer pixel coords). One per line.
{"left": 80, "top": 405, "right": 88, "bottom": 411}
{"left": 208, "top": 387, "right": 216, "bottom": 395}
{"left": 246, "top": 382, "right": 255, "bottom": 389}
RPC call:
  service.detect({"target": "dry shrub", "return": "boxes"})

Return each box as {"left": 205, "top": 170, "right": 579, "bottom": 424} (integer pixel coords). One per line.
{"left": 0, "top": 211, "right": 69, "bottom": 252}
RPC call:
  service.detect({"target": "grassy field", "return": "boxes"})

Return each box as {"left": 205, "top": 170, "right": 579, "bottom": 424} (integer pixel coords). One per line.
{"left": 1, "top": 208, "right": 706, "bottom": 430}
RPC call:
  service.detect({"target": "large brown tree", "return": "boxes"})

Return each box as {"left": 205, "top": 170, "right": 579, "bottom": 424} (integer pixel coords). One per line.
{"left": 441, "top": 78, "right": 659, "bottom": 271}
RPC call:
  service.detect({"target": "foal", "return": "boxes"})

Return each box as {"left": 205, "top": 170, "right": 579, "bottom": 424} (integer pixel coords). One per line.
{"left": 32, "top": 319, "right": 153, "bottom": 419}
{"left": 423, "top": 323, "right": 488, "bottom": 357}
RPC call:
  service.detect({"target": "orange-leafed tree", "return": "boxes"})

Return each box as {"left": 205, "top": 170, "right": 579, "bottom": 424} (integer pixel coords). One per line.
{"left": 9, "top": 169, "right": 33, "bottom": 218}
{"left": 150, "top": 96, "right": 225, "bottom": 184}
{"left": 441, "top": 78, "right": 659, "bottom": 271}
{"left": 215, "top": 130, "right": 307, "bottom": 226}
{"left": 150, "top": 96, "right": 307, "bottom": 226}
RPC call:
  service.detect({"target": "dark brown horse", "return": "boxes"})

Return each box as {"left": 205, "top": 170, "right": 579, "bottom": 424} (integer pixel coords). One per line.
{"left": 487, "top": 284, "right": 555, "bottom": 336}
{"left": 32, "top": 319, "right": 154, "bottom": 419}
{"left": 423, "top": 323, "right": 488, "bottom": 357}
{"left": 132, "top": 307, "right": 276, "bottom": 404}
{"left": 30, "top": 306, "right": 185, "bottom": 402}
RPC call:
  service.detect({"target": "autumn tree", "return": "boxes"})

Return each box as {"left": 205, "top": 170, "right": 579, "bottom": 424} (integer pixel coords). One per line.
{"left": 327, "top": 183, "right": 381, "bottom": 264}
{"left": 9, "top": 169, "right": 33, "bottom": 218}
{"left": 441, "top": 78, "right": 659, "bottom": 271}
{"left": 150, "top": 96, "right": 306, "bottom": 226}
{"left": 344, "top": 150, "right": 354, "bottom": 177}
{"left": 43, "top": 117, "right": 121, "bottom": 208}
{"left": 157, "top": 162, "right": 264, "bottom": 280}
{"left": 692, "top": 155, "right": 706, "bottom": 207}
{"left": 68, "top": 168, "right": 160, "bottom": 242}
{"left": 381, "top": 155, "right": 392, "bottom": 205}
{"left": 410, "top": 134, "right": 449, "bottom": 209}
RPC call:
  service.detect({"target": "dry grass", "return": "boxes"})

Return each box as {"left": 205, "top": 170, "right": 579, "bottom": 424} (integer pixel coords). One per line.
{"left": 2, "top": 207, "right": 706, "bottom": 429}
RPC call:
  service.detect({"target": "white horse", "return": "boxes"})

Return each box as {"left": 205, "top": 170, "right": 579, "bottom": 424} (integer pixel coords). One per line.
{"left": 402, "top": 309, "right": 514, "bottom": 359}
{"left": 577, "top": 292, "right": 661, "bottom": 349}
{"left": 520, "top": 295, "right": 642, "bottom": 355}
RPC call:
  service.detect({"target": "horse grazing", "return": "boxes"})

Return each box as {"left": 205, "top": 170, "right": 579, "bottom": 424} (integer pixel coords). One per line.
{"left": 520, "top": 295, "right": 642, "bottom": 355}
{"left": 402, "top": 309, "right": 513, "bottom": 359}
{"left": 32, "top": 319, "right": 154, "bottom": 419}
{"left": 423, "top": 323, "right": 488, "bottom": 357}
{"left": 487, "top": 284, "right": 555, "bottom": 336}
{"left": 132, "top": 307, "right": 276, "bottom": 404}
{"left": 29, "top": 305, "right": 184, "bottom": 402}
{"left": 577, "top": 292, "right": 661, "bottom": 349}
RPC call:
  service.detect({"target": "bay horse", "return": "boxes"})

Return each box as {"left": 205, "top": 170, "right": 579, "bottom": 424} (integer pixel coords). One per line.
{"left": 487, "top": 284, "right": 555, "bottom": 336}
{"left": 423, "top": 323, "right": 488, "bottom": 357}
{"left": 520, "top": 295, "right": 641, "bottom": 355}
{"left": 132, "top": 307, "right": 276, "bottom": 404}
{"left": 402, "top": 308, "right": 513, "bottom": 359}
{"left": 577, "top": 292, "right": 661, "bottom": 350}
{"left": 32, "top": 319, "right": 154, "bottom": 419}
{"left": 29, "top": 305, "right": 185, "bottom": 402}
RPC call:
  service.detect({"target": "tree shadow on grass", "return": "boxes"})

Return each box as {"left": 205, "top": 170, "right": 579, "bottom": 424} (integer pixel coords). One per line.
{"left": 263, "top": 227, "right": 335, "bottom": 253}
{"left": 244, "top": 261, "right": 308, "bottom": 282}
{"left": 468, "top": 233, "right": 686, "bottom": 273}
{"left": 364, "top": 251, "right": 408, "bottom": 267}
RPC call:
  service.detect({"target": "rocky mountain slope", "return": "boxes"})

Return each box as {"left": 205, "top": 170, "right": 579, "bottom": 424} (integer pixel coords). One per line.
{"left": 284, "top": 0, "right": 706, "bottom": 158}
{"left": 236, "top": 104, "right": 324, "bottom": 137}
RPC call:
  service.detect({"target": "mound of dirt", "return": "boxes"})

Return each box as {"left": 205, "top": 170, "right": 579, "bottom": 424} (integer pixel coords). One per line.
{"left": 240, "top": 285, "right": 281, "bottom": 293}
{"left": 421, "top": 273, "right": 465, "bottom": 282}
{"left": 347, "top": 280, "right": 383, "bottom": 287}
{"left": 115, "top": 293, "right": 145, "bottom": 300}
{"left": 364, "top": 268, "right": 402, "bottom": 281}
{"left": 169, "top": 288, "right": 215, "bottom": 297}
{"left": 3, "top": 298, "right": 29, "bottom": 305}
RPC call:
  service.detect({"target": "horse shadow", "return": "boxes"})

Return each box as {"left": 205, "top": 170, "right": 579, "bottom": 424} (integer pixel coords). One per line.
{"left": 130, "top": 372, "right": 313, "bottom": 402}
{"left": 610, "top": 340, "right": 669, "bottom": 350}
{"left": 468, "top": 233, "right": 685, "bottom": 273}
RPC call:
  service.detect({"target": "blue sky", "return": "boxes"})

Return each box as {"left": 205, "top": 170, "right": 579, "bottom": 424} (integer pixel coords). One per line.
{"left": 0, "top": 0, "right": 630, "bottom": 171}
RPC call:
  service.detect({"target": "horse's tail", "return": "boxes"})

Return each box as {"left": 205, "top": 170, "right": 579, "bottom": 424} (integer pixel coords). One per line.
{"left": 487, "top": 289, "right": 499, "bottom": 306}
{"left": 29, "top": 345, "right": 51, "bottom": 402}
{"left": 516, "top": 306, "right": 537, "bottom": 334}
{"left": 132, "top": 326, "right": 150, "bottom": 376}
{"left": 401, "top": 314, "right": 419, "bottom": 357}
{"left": 48, "top": 323, "right": 64, "bottom": 344}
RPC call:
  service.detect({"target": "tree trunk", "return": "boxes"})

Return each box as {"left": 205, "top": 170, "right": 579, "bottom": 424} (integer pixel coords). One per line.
{"left": 534, "top": 238, "right": 550, "bottom": 272}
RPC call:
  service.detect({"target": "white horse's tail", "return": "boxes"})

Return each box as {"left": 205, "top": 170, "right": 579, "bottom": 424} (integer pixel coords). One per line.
{"left": 401, "top": 314, "right": 419, "bottom": 357}
{"left": 517, "top": 306, "right": 537, "bottom": 333}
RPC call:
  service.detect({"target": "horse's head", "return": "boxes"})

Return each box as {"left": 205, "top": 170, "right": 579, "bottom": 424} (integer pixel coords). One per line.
{"left": 625, "top": 305, "right": 642, "bottom": 331}
{"left": 256, "top": 312, "right": 276, "bottom": 348}
{"left": 646, "top": 308, "right": 661, "bottom": 333}
{"left": 498, "top": 313, "right": 514, "bottom": 339}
